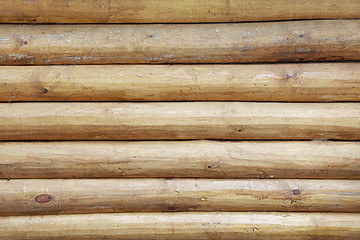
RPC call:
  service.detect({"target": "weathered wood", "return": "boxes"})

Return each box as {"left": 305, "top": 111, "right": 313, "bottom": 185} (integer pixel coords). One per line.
{"left": 0, "top": 0, "right": 359, "bottom": 23}
{"left": 0, "top": 20, "right": 359, "bottom": 65}
{"left": 1, "top": 141, "right": 359, "bottom": 179}
{"left": 0, "top": 179, "right": 359, "bottom": 215}
{"left": 1, "top": 63, "right": 360, "bottom": 102}
{"left": 0, "top": 102, "right": 359, "bottom": 140}
{"left": 1, "top": 212, "right": 359, "bottom": 239}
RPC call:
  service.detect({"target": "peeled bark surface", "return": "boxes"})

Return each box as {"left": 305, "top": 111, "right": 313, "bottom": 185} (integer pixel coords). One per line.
{"left": 1, "top": 63, "right": 360, "bottom": 102}
{"left": 0, "top": 20, "right": 359, "bottom": 65}
{"left": 0, "top": 141, "right": 359, "bottom": 179}
{"left": 0, "top": 179, "right": 359, "bottom": 215}
{"left": 0, "top": 212, "right": 359, "bottom": 239}
{"left": 0, "top": 0, "right": 359, "bottom": 23}
{"left": 0, "top": 102, "right": 359, "bottom": 140}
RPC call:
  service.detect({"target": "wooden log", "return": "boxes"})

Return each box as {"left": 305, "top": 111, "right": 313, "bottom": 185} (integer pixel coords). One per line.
{"left": 0, "top": 20, "right": 359, "bottom": 65}
{"left": 1, "top": 212, "right": 359, "bottom": 240}
{"left": 0, "top": 0, "right": 359, "bottom": 23}
{"left": 0, "top": 179, "right": 359, "bottom": 215}
{"left": 0, "top": 102, "right": 359, "bottom": 140}
{"left": 1, "top": 141, "right": 359, "bottom": 179}
{"left": 1, "top": 63, "right": 360, "bottom": 102}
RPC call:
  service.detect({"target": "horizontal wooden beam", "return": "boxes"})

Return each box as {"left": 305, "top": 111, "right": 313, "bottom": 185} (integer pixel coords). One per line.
{"left": 0, "top": 20, "right": 359, "bottom": 65}
{"left": 1, "top": 212, "right": 360, "bottom": 239}
{"left": 0, "top": 0, "right": 359, "bottom": 23}
{"left": 0, "top": 102, "right": 359, "bottom": 140}
{"left": 1, "top": 141, "right": 359, "bottom": 179}
{"left": 1, "top": 179, "right": 359, "bottom": 215}
{"left": 1, "top": 63, "right": 360, "bottom": 102}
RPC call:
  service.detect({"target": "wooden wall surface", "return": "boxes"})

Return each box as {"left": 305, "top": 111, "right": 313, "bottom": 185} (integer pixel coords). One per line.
{"left": 0, "top": 1, "right": 359, "bottom": 239}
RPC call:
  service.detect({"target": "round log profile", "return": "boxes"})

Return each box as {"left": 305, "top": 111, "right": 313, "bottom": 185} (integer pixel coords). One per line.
{"left": 0, "top": 179, "right": 359, "bottom": 215}
{"left": 0, "top": 0, "right": 359, "bottom": 23}
{"left": 0, "top": 20, "right": 359, "bottom": 65}
{"left": 0, "top": 141, "right": 359, "bottom": 179}
{"left": 1, "top": 63, "right": 360, "bottom": 102}
{"left": 0, "top": 102, "right": 359, "bottom": 140}
{"left": 0, "top": 212, "right": 359, "bottom": 239}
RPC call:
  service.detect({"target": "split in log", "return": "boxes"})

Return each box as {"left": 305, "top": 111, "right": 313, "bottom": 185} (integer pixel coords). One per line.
{"left": 0, "top": 212, "right": 359, "bottom": 239}
{"left": 1, "top": 63, "right": 360, "bottom": 102}
{"left": 0, "top": 102, "right": 359, "bottom": 140}
{"left": 0, "top": 20, "right": 359, "bottom": 65}
{"left": 0, "top": 0, "right": 359, "bottom": 23}
{"left": 0, "top": 141, "right": 359, "bottom": 179}
{"left": 0, "top": 179, "right": 359, "bottom": 215}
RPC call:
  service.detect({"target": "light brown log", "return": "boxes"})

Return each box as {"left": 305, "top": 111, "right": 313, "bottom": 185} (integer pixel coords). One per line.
{"left": 0, "top": 20, "right": 359, "bottom": 65}
{"left": 1, "top": 141, "right": 359, "bottom": 179}
{"left": 1, "top": 63, "right": 360, "bottom": 102}
{"left": 1, "top": 212, "right": 359, "bottom": 240}
{"left": 0, "top": 0, "right": 359, "bottom": 23}
{"left": 0, "top": 179, "right": 359, "bottom": 215}
{"left": 0, "top": 102, "right": 359, "bottom": 140}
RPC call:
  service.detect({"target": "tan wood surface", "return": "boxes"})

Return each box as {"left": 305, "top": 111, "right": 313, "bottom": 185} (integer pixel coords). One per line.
{"left": 1, "top": 63, "right": 360, "bottom": 102}
{"left": 0, "top": 102, "right": 359, "bottom": 140}
{"left": 0, "top": 179, "right": 359, "bottom": 215}
{"left": 0, "top": 212, "right": 359, "bottom": 239}
{"left": 0, "top": 20, "right": 359, "bottom": 65}
{"left": 1, "top": 141, "right": 359, "bottom": 179}
{"left": 0, "top": 0, "right": 359, "bottom": 23}
{"left": 0, "top": 0, "right": 359, "bottom": 237}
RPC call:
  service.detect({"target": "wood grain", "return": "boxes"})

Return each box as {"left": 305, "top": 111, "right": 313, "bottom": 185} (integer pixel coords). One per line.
{"left": 1, "top": 63, "right": 360, "bottom": 102}
{"left": 1, "top": 212, "right": 359, "bottom": 240}
{"left": 0, "top": 0, "right": 359, "bottom": 23}
{"left": 1, "top": 141, "right": 359, "bottom": 179}
{"left": 0, "top": 20, "right": 359, "bottom": 65}
{"left": 1, "top": 212, "right": 359, "bottom": 239}
{"left": 0, "top": 102, "right": 359, "bottom": 140}
{"left": 0, "top": 179, "right": 359, "bottom": 215}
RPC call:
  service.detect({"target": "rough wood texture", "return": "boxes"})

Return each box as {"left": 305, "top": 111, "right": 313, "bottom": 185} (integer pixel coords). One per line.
{"left": 0, "top": 0, "right": 359, "bottom": 23}
{"left": 0, "top": 179, "right": 359, "bottom": 215}
{"left": 0, "top": 102, "right": 359, "bottom": 140}
{"left": 0, "top": 20, "right": 359, "bottom": 65}
{"left": 1, "top": 212, "right": 359, "bottom": 239}
{"left": 1, "top": 63, "right": 360, "bottom": 102}
{"left": 1, "top": 141, "right": 359, "bottom": 179}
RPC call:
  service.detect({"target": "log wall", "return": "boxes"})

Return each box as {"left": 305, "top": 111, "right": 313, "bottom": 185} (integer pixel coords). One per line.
{"left": 0, "top": 1, "right": 359, "bottom": 239}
